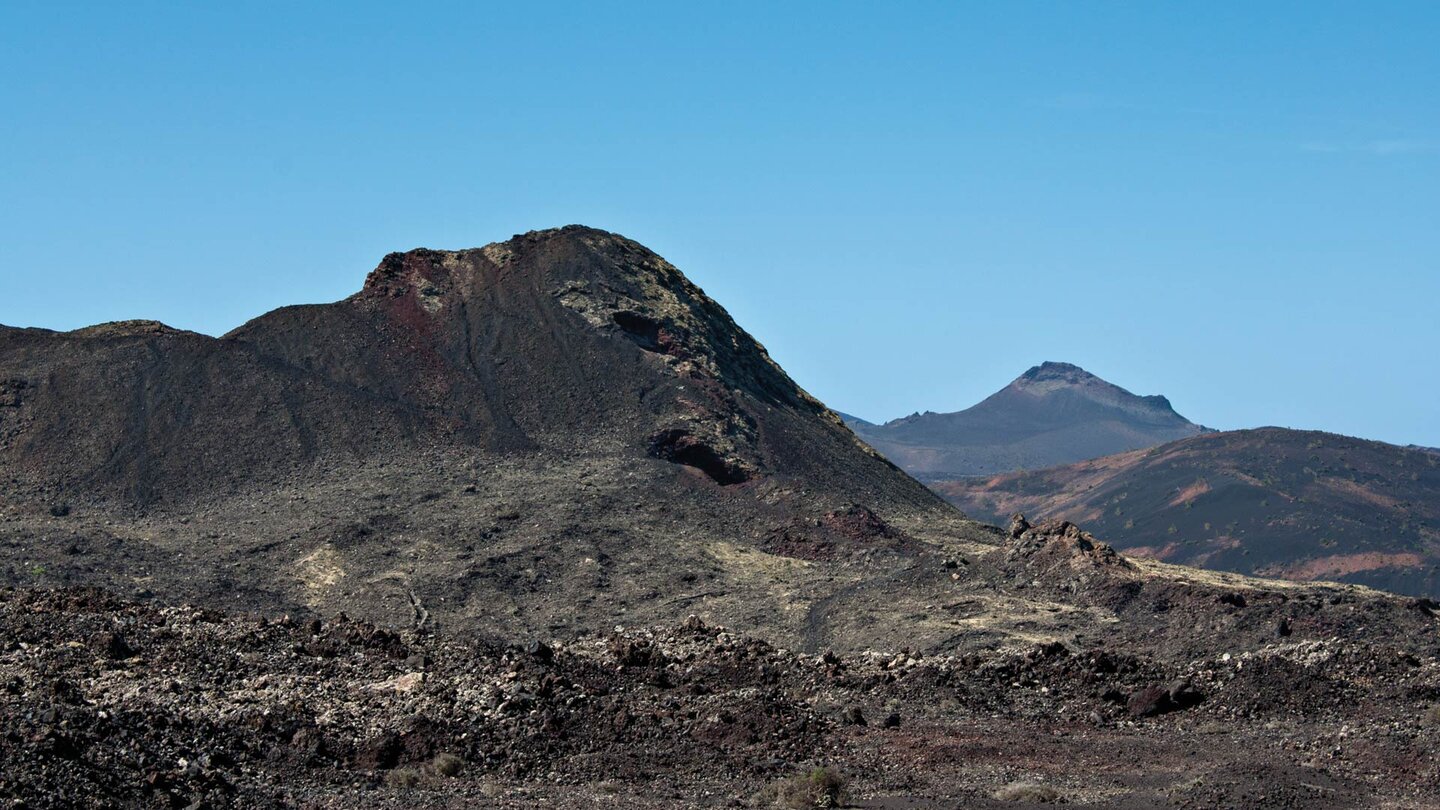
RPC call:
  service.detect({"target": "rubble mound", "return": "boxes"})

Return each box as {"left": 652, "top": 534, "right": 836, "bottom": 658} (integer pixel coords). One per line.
{"left": 1006, "top": 513, "right": 1131, "bottom": 565}
{"left": 995, "top": 514, "right": 1135, "bottom": 594}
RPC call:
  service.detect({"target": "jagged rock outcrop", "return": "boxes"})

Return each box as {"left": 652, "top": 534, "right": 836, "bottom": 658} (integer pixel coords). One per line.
{"left": 996, "top": 513, "right": 1135, "bottom": 595}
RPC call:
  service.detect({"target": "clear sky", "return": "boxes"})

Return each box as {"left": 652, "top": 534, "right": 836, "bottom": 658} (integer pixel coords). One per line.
{"left": 2, "top": 2, "right": 1436, "bottom": 446}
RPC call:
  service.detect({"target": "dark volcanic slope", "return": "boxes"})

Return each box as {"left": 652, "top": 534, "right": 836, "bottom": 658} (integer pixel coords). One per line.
{"left": 1, "top": 227, "right": 928, "bottom": 511}
{"left": 850, "top": 362, "right": 1206, "bottom": 478}
{"left": 0, "top": 226, "right": 985, "bottom": 649}
{"left": 934, "top": 427, "right": 1440, "bottom": 597}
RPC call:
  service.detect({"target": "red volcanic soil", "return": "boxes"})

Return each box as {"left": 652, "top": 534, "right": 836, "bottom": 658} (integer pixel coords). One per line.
{"left": 1265, "top": 551, "right": 1425, "bottom": 581}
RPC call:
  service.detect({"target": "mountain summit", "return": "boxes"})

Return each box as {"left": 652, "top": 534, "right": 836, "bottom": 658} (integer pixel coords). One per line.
{"left": 2, "top": 226, "right": 930, "bottom": 507}
{"left": 847, "top": 362, "right": 1205, "bottom": 477}
{"left": 1009, "top": 361, "right": 1191, "bottom": 422}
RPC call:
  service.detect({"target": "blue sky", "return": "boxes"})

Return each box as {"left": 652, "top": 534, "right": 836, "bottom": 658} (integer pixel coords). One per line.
{"left": 2, "top": 2, "right": 1437, "bottom": 446}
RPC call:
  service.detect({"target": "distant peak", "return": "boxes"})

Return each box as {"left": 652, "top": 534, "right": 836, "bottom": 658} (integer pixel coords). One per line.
{"left": 1015, "top": 362, "right": 1099, "bottom": 387}
{"left": 1001, "top": 362, "right": 1199, "bottom": 426}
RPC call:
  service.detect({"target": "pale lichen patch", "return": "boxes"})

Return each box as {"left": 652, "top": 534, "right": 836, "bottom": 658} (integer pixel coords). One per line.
{"left": 296, "top": 545, "right": 347, "bottom": 607}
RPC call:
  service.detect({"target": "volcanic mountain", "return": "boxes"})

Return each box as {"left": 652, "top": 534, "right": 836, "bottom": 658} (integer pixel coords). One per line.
{"left": 1, "top": 228, "right": 927, "bottom": 508}
{"left": 5, "top": 228, "right": 1440, "bottom": 807}
{"left": 0, "top": 226, "right": 990, "bottom": 650}
{"left": 846, "top": 361, "right": 1206, "bottom": 478}
{"left": 934, "top": 427, "right": 1440, "bottom": 597}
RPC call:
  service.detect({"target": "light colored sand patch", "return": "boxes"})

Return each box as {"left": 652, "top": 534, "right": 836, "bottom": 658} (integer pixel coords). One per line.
{"left": 1128, "top": 557, "right": 1382, "bottom": 594}
{"left": 364, "top": 672, "right": 425, "bottom": 693}
{"left": 296, "top": 545, "right": 346, "bottom": 607}
{"left": 707, "top": 540, "right": 812, "bottom": 576}
{"left": 943, "top": 594, "right": 1118, "bottom": 645}
{"left": 897, "top": 518, "right": 997, "bottom": 558}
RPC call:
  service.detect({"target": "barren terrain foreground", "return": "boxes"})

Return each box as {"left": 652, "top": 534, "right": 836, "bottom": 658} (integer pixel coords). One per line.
{"left": 2, "top": 227, "right": 1439, "bottom": 808}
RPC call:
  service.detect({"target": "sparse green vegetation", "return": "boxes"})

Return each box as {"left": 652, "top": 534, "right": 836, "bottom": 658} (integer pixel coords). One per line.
{"left": 385, "top": 768, "right": 422, "bottom": 788}
{"left": 1423, "top": 705, "right": 1440, "bottom": 727}
{"left": 430, "top": 752, "right": 464, "bottom": 777}
{"left": 762, "top": 767, "right": 847, "bottom": 809}
{"left": 993, "top": 782, "right": 1062, "bottom": 803}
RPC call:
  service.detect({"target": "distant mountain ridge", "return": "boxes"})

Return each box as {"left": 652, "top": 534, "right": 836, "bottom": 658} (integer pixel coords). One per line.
{"left": 933, "top": 427, "right": 1440, "bottom": 597}
{"left": 848, "top": 362, "right": 1207, "bottom": 478}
